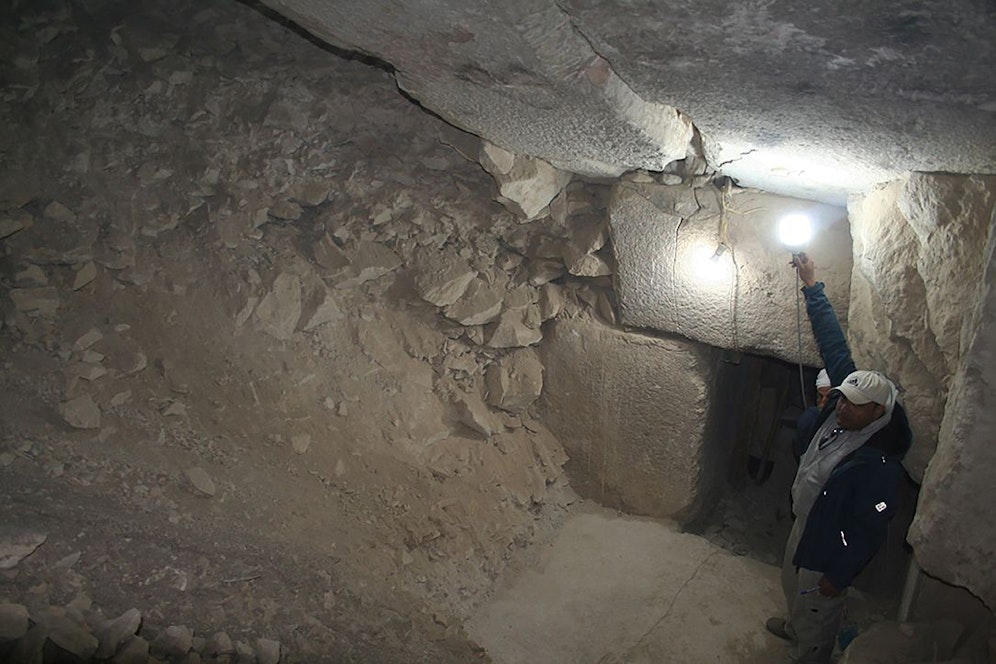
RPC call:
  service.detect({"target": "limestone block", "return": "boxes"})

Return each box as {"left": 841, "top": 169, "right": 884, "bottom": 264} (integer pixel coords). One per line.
{"left": 151, "top": 625, "right": 193, "bottom": 659}
{"left": 538, "top": 319, "right": 723, "bottom": 523}
{"left": 486, "top": 349, "right": 544, "bottom": 413}
{"left": 10, "top": 287, "right": 60, "bottom": 316}
{"left": 0, "top": 603, "right": 29, "bottom": 643}
{"left": 61, "top": 394, "right": 101, "bottom": 429}
{"left": 0, "top": 209, "right": 32, "bottom": 238}
{"left": 609, "top": 182, "right": 852, "bottom": 365}
{"left": 95, "top": 608, "right": 142, "bottom": 659}
{"left": 412, "top": 248, "right": 477, "bottom": 307}
{"left": 445, "top": 278, "right": 505, "bottom": 326}
{"left": 0, "top": 533, "right": 46, "bottom": 570}
{"left": 907, "top": 207, "right": 996, "bottom": 610}
{"left": 335, "top": 241, "right": 401, "bottom": 288}
{"left": 15, "top": 264, "right": 47, "bottom": 287}
{"left": 33, "top": 606, "right": 98, "bottom": 661}
{"left": 839, "top": 619, "right": 964, "bottom": 664}
{"left": 301, "top": 287, "right": 343, "bottom": 331}
{"left": 452, "top": 389, "right": 502, "bottom": 437}
{"left": 253, "top": 273, "right": 302, "bottom": 340}
{"left": 486, "top": 306, "right": 543, "bottom": 348}
{"left": 847, "top": 174, "right": 996, "bottom": 479}
{"left": 479, "top": 141, "right": 572, "bottom": 220}
{"left": 72, "top": 262, "right": 97, "bottom": 290}
{"left": 312, "top": 233, "right": 350, "bottom": 272}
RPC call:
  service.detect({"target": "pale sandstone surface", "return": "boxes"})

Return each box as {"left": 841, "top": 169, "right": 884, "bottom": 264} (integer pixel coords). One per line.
{"left": 610, "top": 181, "right": 852, "bottom": 365}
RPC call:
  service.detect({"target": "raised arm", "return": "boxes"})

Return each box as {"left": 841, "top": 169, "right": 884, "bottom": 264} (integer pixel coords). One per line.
{"left": 792, "top": 253, "right": 856, "bottom": 387}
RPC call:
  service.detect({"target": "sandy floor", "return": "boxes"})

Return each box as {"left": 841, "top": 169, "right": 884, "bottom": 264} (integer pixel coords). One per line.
{"left": 468, "top": 504, "right": 789, "bottom": 664}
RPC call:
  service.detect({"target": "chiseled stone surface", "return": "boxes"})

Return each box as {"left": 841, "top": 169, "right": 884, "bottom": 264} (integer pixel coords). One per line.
{"left": 539, "top": 318, "right": 723, "bottom": 523}
{"left": 260, "top": 0, "right": 994, "bottom": 205}
{"left": 610, "top": 181, "right": 852, "bottom": 366}
{"left": 905, "top": 186, "right": 996, "bottom": 611}
{"left": 847, "top": 174, "right": 996, "bottom": 480}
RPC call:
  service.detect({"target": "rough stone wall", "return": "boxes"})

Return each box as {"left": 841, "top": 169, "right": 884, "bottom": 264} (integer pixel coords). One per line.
{"left": 610, "top": 181, "right": 852, "bottom": 365}
{"left": 0, "top": 0, "right": 638, "bottom": 659}
{"left": 261, "top": 0, "right": 696, "bottom": 179}
{"left": 903, "top": 185, "right": 996, "bottom": 611}
{"left": 847, "top": 173, "right": 996, "bottom": 610}
{"left": 539, "top": 319, "right": 724, "bottom": 524}
{"left": 847, "top": 174, "right": 996, "bottom": 479}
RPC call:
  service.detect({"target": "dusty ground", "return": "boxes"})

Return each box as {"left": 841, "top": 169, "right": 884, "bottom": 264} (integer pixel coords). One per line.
{"left": 1, "top": 0, "right": 579, "bottom": 660}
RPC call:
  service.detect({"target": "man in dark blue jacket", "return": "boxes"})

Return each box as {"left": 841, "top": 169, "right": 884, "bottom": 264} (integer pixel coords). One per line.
{"left": 766, "top": 253, "right": 912, "bottom": 664}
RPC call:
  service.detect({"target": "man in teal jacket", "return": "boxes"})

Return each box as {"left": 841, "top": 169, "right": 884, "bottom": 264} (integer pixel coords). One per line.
{"left": 766, "top": 253, "right": 912, "bottom": 664}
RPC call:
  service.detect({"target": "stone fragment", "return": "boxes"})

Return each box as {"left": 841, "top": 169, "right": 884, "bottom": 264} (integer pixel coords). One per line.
{"left": 61, "top": 394, "right": 101, "bottom": 429}
{"left": 291, "top": 434, "right": 310, "bottom": 455}
{"left": 838, "top": 619, "right": 964, "bottom": 664}
{"left": 527, "top": 259, "right": 565, "bottom": 286}
{"left": 301, "top": 288, "right": 343, "bottom": 331}
{"left": 95, "top": 608, "right": 142, "bottom": 659}
{"left": 34, "top": 605, "right": 98, "bottom": 660}
{"left": 43, "top": 201, "right": 75, "bottom": 221}
{"left": 254, "top": 273, "right": 302, "bottom": 340}
{"left": 444, "top": 278, "right": 504, "bottom": 326}
{"left": 453, "top": 390, "right": 502, "bottom": 437}
{"left": 312, "top": 234, "right": 350, "bottom": 272}
{"left": 486, "top": 350, "right": 544, "bottom": 413}
{"left": 479, "top": 141, "right": 572, "bottom": 220}
{"left": 112, "top": 635, "right": 150, "bottom": 664}
{"left": 15, "top": 264, "right": 47, "bottom": 286}
{"left": 486, "top": 307, "right": 543, "bottom": 348}
{"left": 0, "top": 209, "right": 32, "bottom": 238}
{"left": 335, "top": 241, "right": 402, "bottom": 288}
{"left": 103, "top": 337, "right": 147, "bottom": 375}
{"left": 72, "top": 262, "right": 97, "bottom": 289}
{"left": 563, "top": 250, "right": 612, "bottom": 277}
{"left": 269, "top": 198, "right": 302, "bottom": 220}
{"left": 152, "top": 625, "right": 193, "bottom": 659}
{"left": 74, "top": 328, "right": 103, "bottom": 352}
{"left": 538, "top": 283, "right": 565, "bottom": 321}
{"left": 412, "top": 249, "right": 477, "bottom": 307}
{"left": 207, "top": 632, "right": 234, "bottom": 657}
{"left": 234, "top": 639, "right": 255, "bottom": 663}
{"left": 290, "top": 179, "right": 332, "bottom": 207}
{"left": 10, "top": 287, "right": 60, "bottom": 315}
{"left": 257, "top": 638, "right": 281, "bottom": 664}
{"left": 0, "top": 603, "right": 29, "bottom": 642}
{"left": 0, "top": 533, "right": 46, "bottom": 569}
{"left": 184, "top": 467, "right": 216, "bottom": 497}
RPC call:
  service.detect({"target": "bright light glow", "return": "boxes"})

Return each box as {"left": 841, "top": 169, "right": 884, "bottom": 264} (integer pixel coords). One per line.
{"left": 778, "top": 214, "right": 812, "bottom": 247}
{"left": 690, "top": 243, "right": 731, "bottom": 285}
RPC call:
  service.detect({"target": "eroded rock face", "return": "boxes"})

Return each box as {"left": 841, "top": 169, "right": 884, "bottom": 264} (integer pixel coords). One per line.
{"left": 260, "top": 0, "right": 995, "bottom": 204}
{"left": 848, "top": 173, "right": 996, "bottom": 609}
{"left": 610, "top": 181, "right": 852, "bottom": 365}
{"left": 539, "top": 318, "right": 724, "bottom": 523}
{"left": 904, "top": 196, "right": 996, "bottom": 610}
{"left": 847, "top": 174, "right": 996, "bottom": 480}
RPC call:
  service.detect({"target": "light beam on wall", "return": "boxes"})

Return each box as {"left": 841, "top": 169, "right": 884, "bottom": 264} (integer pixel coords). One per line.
{"left": 690, "top": 241, "right": 732, "bottom": 285}
{"left": 778, "top": 213, "right": 812, "bottom": 248}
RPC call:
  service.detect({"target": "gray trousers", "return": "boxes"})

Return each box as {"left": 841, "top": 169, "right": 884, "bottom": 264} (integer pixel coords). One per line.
{"left": 780, "top": 519, "right": 846, "bottom": 664}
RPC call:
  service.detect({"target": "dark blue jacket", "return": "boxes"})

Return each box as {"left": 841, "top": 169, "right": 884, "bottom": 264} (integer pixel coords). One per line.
{"left": 792, "top": 282, "right": 912, "bottom": 590}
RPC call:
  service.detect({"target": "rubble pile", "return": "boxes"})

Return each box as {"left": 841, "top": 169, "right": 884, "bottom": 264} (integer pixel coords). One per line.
{"left": 0, "top": 0, "right": 652, "bottom": 660}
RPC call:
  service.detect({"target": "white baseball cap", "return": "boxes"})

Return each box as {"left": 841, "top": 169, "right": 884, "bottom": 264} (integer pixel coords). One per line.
{"left": 815, "top": 369, "right": 831, "bottom": 389}
{"left": 834, "top": 370, "right": 895, "bottom": 406}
